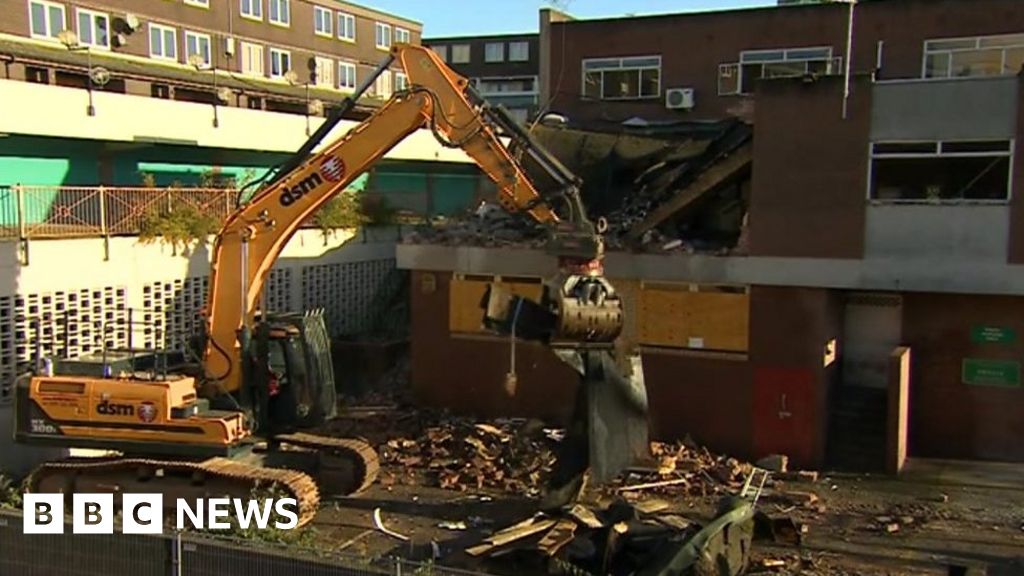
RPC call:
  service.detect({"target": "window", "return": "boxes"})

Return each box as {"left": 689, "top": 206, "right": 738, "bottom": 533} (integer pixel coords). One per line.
{"left": 29, "top": 0, "right": 66, "bottom": 39}
{"left": 375, "top": 22, "right": 391, "bottom": 49}
{"left": 314, "top": 56, "right": 334, "bottom": 87}
{"left": 313, "top": 5, "right": 332, "bottom": 36}
{"left": 337, "top": 12, "right": 355, "bottom": 41}
{"left": 451, "top": 44, "right": 470, "bottom": 64}
{"left": 582, "top": 55, "right": 660, "bottom": 100}
{"left": 76, "top": 8, "right": 110, "bottom": 49}
{"left": 240, "top": 0, "right": 262, "bottom": 20}
{"left": 924, "top": 33, "right": 1024, "bottom": 78}
{"left": 268, "top": 0, "right": 289, "bottom": 26}
{"left": 149, "top": 23, "right": 177, "bottom": 61}
{"left": 269, "top": 47, "right": 291, "bottom": 78}
{"left": 476, "top": 76, "right": 537, "bottom": 95}
{"left": 374, "top": 70, "right": 392, "bottom": 98}
{"left": 184, "top": 0, "right": 209, "bottom": 7}
{"left": 869, "top": 140, "right": 1014, "bottom": 202}
{"left": 719, "top": 47, "right": 839, "bottom": 95}
{"left": 395, "top": 71, "right": 408, "bottom": 91}
{"left": 338, "top": 61, "right": 356, "bottom": 89}
{"left": 185, "top": 31, "right": 212, "bottom": 68}
{"left": 509, "top": 41, "right": 529, "bottom": 62}
{"left": 240, "top": 42, "right": 264, "bottom": 76}
{"left": 485, "top": 42, "right": 504, "bottom": 63}
{"left": 432, "top": 45, "right": 448, "bottom": 62}
{"left": 395, "top": 27, "right": 410, "bottom": 44}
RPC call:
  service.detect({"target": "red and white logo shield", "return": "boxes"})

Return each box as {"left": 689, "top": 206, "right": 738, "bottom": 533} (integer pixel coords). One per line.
{"left": 320, "top": 156, "right": 346, "bottom": 182}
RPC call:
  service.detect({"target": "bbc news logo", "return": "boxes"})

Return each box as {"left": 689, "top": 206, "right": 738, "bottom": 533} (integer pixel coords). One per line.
{"left": 23, "top": 494, "right": 299, "bottom": 534}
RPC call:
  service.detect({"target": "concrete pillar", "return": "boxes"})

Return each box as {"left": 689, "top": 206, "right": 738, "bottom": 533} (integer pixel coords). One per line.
{"left": 886, "top": 347, "right": 911, "bottom": 475}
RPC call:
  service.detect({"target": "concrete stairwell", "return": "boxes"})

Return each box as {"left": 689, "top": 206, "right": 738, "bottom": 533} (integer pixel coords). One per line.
{"left": 827, "top": 386, "right": 889, "bottom": 472}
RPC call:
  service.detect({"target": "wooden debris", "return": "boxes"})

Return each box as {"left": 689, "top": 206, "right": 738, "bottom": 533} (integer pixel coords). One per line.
{"left": 466, "top": 516, "right": 557, "bottom": 557}
{"left": 768, "top": 491, "right": 819, "bottom": 508}
{"left": 762, "top": 558, "right": 787, "bottom": 568}
{"left": 618, "top": 477, "right": 690, "bottom": 492}
{"left": 775, "top": 470, "right": 819, "bottom": 483}
{"left": 634, "top": 499, "right": 670, "bottom": 515}
{"left": 537, "top": 519, "right": 578, "bottom": 557}
{"left": 567, "top": 504, "right": 604, "bottom": 529}
{"left": 654, "top": 514, "right": 693, "bottom": 531}
{"left": 884, "top": 522, "right": 900, "bottom": 533}
{"left": 755, "top": 454, "right": 789, "bottom": 473}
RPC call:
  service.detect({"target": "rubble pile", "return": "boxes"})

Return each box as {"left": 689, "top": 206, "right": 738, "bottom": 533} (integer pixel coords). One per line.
{"left": 401, "top": 205, "right": 549, "bottom": 249}
{"left": 607, "top": 440, "right": 754, "bottom": 499}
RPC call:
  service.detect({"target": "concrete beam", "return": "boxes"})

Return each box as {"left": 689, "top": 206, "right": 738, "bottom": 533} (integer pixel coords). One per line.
{"left": 396, "top": 244, "right": 1024, "bottom": 296}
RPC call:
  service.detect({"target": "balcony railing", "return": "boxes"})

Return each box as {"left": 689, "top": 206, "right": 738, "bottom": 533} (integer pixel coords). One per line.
{"left": 0, "top": 185, "right": 238, "bottom": 240}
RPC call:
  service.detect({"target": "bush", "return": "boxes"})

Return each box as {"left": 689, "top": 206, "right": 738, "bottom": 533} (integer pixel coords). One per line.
{"left": 138, "top": 202, "right": 219, "bottom": 255}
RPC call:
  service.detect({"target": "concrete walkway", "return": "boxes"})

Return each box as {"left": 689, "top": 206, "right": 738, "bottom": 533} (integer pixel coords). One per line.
{"left": 900, "top": 458, "right": 1024, "bottom": 490}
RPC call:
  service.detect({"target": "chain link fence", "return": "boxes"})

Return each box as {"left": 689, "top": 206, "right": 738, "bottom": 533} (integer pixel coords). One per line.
{"left": 0, "top": 510, "right": 491, "bottom": 576}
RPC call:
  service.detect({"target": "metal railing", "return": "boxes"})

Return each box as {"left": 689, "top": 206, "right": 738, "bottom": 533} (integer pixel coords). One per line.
{"left": 0, "top": 509, "right": 491, "bottom": 576}
{"left": 0, "top": 185, "right": 238, "bottom": 240}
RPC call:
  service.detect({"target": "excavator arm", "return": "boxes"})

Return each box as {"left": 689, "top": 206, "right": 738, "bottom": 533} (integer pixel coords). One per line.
{"left": 202, "top": 44, "right": 618, "bottom": 393}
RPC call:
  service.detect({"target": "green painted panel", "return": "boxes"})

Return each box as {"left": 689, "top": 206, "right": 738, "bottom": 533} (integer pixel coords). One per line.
{"left": 432, "top": 173, "right": 478, "bottom": 215}
{"left": 971, "top": 326, "right": 1016, "bottom": 344}
{"left": 962, "top": 359, "right": 1021, "bottom": 387}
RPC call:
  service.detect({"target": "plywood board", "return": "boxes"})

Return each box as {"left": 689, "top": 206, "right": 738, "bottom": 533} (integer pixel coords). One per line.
{"left": 449, "top": 276, "right": 543, "bottom": 334}
{"left": 637, "top": 284, "right": 749, "bottom": 352}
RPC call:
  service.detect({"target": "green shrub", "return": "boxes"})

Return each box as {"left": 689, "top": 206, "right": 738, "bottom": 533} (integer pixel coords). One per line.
{"left": 138, "top": 202, "right": 219, "bottom": 255}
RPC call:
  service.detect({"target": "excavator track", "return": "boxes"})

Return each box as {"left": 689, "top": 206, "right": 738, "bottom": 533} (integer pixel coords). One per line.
{"left": 25, "top": 456, "right": 322, "bottom": 528}
{"left": 274, "top": 432, "right": 380, "bottom": 496}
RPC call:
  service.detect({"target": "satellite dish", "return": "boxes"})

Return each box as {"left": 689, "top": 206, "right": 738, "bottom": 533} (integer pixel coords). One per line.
{"left": 187, "top": 54, "right": 208, "bottom": 69}
{"left": 89, "top": 67, "right": 111, "bottom": 86}
{"left": 308, "top": 99, "right": 324, "bottom": 115}
{"left": 283, "top": 70, "right": 299, "bottom": 85}
{"left": 217, "top": 87, "right": 233, "bottom": 103}
{"left": 124, "top": 13, "right": 140, "bottom": 32}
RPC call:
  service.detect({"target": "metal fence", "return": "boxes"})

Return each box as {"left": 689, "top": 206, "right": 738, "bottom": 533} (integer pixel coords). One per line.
{"left": 0, "top": 510, "right": 490, "bottom": 576}
{"left": 0, "top": 185, "right": 239, "bottom": 240}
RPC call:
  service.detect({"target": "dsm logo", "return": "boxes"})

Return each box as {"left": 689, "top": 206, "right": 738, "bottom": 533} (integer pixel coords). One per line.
{"left": 278, "top": 156, "right": 346, "bottom": 207}
{"left": 96, "top": 400, "right": 134, "bottom": 417}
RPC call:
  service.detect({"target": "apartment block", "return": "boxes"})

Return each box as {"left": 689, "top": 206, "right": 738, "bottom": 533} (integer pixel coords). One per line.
{"left": 400, "top": 0, "right": 1024, "bottom": 471}
{"left": 424, "top": 33, "right": 539, "bottom": 123}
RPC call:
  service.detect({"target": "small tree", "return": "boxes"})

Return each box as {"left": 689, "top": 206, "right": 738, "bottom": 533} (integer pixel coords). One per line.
{"left": 138, "top": 201, "right": 219, "bottom": 255}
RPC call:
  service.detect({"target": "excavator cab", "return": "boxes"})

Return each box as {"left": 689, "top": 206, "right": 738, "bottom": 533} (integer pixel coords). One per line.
{"left": 242, "top": 310, "right": 337, "bottom": 435}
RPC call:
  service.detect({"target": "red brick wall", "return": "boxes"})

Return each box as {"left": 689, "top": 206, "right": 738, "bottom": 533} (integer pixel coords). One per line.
{"left": 902, "top": 293, "right": 1024, "bottom": 462}
{"left": 545, "top": 0, "right": 1024, "bottom": 124}
{"left": 747, "top": 74, "right": 871, "bottom": 259}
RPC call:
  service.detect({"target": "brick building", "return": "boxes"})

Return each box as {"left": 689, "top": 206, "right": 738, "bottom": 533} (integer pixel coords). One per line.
{"left": 423, "top": 33, "right": 539, "bottom": 123}
{"left": 399, "top": 0, "right": 1024, "bottom": 471}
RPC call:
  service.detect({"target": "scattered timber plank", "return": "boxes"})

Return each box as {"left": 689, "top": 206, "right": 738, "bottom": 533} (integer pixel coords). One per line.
{"left": 617, "top": 478, "right": 690, "bottom": 492}
{"left": 567, "top": 504, "right": 604, "bottom": 529}
{"left": 466, "top": 516, "right": 557, "bottom": 557}
{"left": 537, "top": 519, "right": 578, "bottom": 557}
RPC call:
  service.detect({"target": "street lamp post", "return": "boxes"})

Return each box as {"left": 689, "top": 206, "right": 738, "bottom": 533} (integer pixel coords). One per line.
{"left": 57, "top": 30, "right": 94, "bottom": 116}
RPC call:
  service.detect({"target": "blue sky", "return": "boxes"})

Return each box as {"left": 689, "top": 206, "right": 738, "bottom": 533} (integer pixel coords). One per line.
{"left": 358, "top": 0, "right": 775, "bottom": 37}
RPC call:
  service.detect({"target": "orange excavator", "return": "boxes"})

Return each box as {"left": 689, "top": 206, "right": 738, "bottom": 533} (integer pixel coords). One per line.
{"left": 14, "top": 44, "right": 647, "bottom": 526}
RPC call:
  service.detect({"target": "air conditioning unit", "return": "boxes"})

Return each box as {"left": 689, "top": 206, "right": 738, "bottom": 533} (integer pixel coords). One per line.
{"left": 224, "top": 37, "right": 235, "bottom": 57}
{"left": 665, "top": 87, "right": 695, "bottom": 110}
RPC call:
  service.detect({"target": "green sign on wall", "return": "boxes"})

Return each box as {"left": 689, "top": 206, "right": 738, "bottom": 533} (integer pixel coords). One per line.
{"left": 970, "top": 326, "right": 1016, "bottom": 344}
{"left": 962, "top": 359, "right": 1021, "bottom": 387}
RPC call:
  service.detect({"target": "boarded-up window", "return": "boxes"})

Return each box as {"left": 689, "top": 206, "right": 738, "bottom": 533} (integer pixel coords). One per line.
{"left": 637, "top": 282, "right": 749, "bottom": 352}
{"left": 449, "top": 275, "right": 543, "bottom": 334}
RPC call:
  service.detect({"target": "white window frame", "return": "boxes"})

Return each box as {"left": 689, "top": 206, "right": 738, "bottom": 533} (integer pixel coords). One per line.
{"left": 581, "top": 55, "right": 661, "bottom": 101}
{"left": 867, "top": 139, "right": 1015, "bottom": 204}
{"left": 508, "top": 41, "right": 529, "bottom": 62}
{"left": 922, "top": 33, "right": 1024, "bottom": 79}
{"left": 269, "top": 47, "right": 291, "bottom": 79}
{"left": 75, "top": 7, "right": 110, "bottom": 49}
{"left": 720, "top": 46, "right": 839, "bottom": 95}
{"left": 184, "top": 0, "right": 209, "bottom": 8}
{"left": 314, "top": 56, "right": 334, "bottom": 87}
{"left": 474, "top": 75, "right": 538, "bottom": 97}
{"left": 268, "top": 0, "right": 290, "bottom": 27}
{"left": 338, "top": 61, "right": 356, "bottom": 90}
{"left": 395, "top": 27, "right": 410, "bottom": 44}
{"left": 148, "top": 23, "right": 178, "bottom": 62}
{"left": 28, "top": 0, "right": 66, "bottom": 40}
{"left": 240, "top": 0, "right": 262, "bottom": 21}
{"left": 485, "top": 42, "right": 505, "bottom": 63}
{"left": 185, "top": 30, "right": 212, "bottom": 68}
{"left": 313, "top": 5, "right": 332, "bottom": 37}
{"left": 337, "top": 12, "right": 355, "bottom": 42}
{"left": 451, "top": 44, "right": 470, "bottom": 64}
{"left": 374, "top": 69, "right": 392, "bottom": 98}
{"left": 375, "top": 22, "right": 392, "bottom": 50}
{"left": 432, "top": 45, "right": 448, "bottom": 62}
{"left": 240, "top": 41, "right": 265, "bottom": 76}
{"left": 395, "top": 71, "right": 408, "bottom": 91}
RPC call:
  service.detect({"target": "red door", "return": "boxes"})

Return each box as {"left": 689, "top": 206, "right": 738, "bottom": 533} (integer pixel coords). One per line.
{"left": 753, "top": 367, "right": 817, "bottom": 467}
